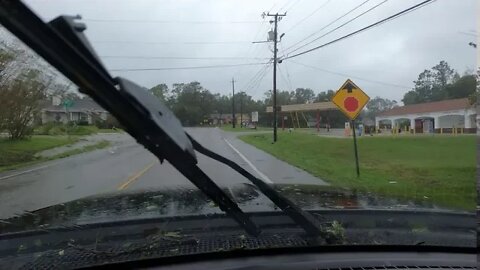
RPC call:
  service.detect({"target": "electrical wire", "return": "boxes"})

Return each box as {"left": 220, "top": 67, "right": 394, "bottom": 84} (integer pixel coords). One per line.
{"left": 248, "top": 64, "right": 272, "bottom": 96}
{"left": 100, "top": 55, "right": 270, "bottom": 60}
{"left": 82, "top": 18, "right": 264, "bottom": 24}
{"left": 283, "top": 0, "right": 370, "bottom": 52}
{"left": 279, "top": 43, "right": 294, "bottom": 90}
{"left": 289, "top": 60, "right": 410, "bottom": 89}
{"left": 109, "top": 62, "right": 269, "bottom": 72}
{"left": 285, "top": 0, "right": 389, "bottom": 55}
{"left": 93, "top": 41, "right": 251, "bottom": 45}
{"left": 284, "top": 0, "right": 331, "bottom": 33}
{"left": 277, "top": 0, "right": 295, "bottom": 13}
{"left": 282, "top": 0, "right": 436, "bottom": 60}
{"left": 277, "top": 65, "right": 293, "bottom": 91}
{"left": 242, "top": 62, "right": 272, "bottom": 93}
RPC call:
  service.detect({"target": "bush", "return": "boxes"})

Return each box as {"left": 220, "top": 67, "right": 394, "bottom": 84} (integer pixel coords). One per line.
{"left": 77, "top": 120, "right": 89, "bottom": 126}
{"left": 0, "top": 151, "right": 34, "bottom": 166}
{"left": 34, "top": 123, "right": 98, "bottom": 136}
{"left": 68, "top": 126, "right": 98, "bottom": 135}
{"left": 34, "top": 122, "right": 57, "bottom": 135}
{"left": 48, "top": 125, "right": 67, "bottom": 135}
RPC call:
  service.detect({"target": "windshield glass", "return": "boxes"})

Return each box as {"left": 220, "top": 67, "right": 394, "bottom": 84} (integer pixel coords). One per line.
{"left": 0, "top": 0, "right": 477, "bottom": 267}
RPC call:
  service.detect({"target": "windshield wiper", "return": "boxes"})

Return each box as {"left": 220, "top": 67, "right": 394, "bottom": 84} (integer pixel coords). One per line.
{"left": 0, "top": 1, "right": 259, "bottom": 237}
{"left": 0, "top": 1, "right": 325, "bottom": 238}
{"left": 187, "top": 134, "right": 327, "bottom": 238}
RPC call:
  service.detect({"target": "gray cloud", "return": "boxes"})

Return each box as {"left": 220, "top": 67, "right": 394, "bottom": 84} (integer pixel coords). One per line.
{"left": 23, "top": 0, "right": 476, "bottom": 103}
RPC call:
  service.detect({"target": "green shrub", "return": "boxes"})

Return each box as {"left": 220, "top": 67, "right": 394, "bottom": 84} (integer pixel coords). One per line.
{"left": 0, "top": 151, "right": 35, "bottom": 166}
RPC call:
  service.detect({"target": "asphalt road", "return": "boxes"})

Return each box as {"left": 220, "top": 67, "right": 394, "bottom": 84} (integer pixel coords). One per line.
{"left": 0, "top": 128, "right": 326, "bottom": 219}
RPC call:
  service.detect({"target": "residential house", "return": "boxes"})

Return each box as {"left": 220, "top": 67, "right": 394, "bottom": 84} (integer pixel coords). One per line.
{"left": 41, "top": 96, "right": 108, "bottom": 125}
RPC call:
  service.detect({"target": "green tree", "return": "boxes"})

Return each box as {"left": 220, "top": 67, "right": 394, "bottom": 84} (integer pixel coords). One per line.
{"left": 444, "top": 74, "right": 476, "bottom": 99}
{"left": 264, "top": 90, "right": 294, "bottom": 105}
{"left": 291, "top": 88, "right": 315, "bottom": 104}
{"left": 432, "top": 60, "right": 455, "bottom": 89}
{"left": 0, "top": 69, "right": 49, "bottom": 139}
{"left": 149, "top": 83, "right": 169, "bottom": 102}
{"left": 402, "top": 61, "right": 473, "bottom": 105}
{"left": 365, "top": 96, "right": 398, "bottom": 118}
{"left": 315, "top": 90, "right": 335, "bottom": 102}
{"left": 170, "top": 82, "right": 215, "bottom": 126}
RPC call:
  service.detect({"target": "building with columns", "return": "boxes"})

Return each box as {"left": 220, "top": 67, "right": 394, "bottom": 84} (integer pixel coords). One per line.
{"left": 375, "top": 98, "right": 477, "bottom": 134}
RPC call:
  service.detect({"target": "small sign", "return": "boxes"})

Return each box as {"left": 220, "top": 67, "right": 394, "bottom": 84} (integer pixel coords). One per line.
{"left": 332, "top": 79, "right": 369, "bottom": 120}
{"left": 63, "top": 99, "right": 74, "bottom": 109}
{"left": 251, "top": 111, "right": 258, "bottom": 122}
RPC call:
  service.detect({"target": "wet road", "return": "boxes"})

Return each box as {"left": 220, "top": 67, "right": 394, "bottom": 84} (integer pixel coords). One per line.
{"left": 0, "top": 128, "right": 326, "bottom": 219}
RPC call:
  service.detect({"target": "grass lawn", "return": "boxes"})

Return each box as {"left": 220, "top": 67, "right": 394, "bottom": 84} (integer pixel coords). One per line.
{"left": 220, "top": 126, "right": 271, "bottom": 132}
{"left": 240, "top": 132, "right": 476, "bottom": 210}
{"left": 0, "top": 136, "right": 79, "bottom": 172}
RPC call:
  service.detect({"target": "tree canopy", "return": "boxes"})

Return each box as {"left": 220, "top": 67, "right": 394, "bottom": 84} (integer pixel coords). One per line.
{"left": 402, "top": 60, "right": 475, "bottom": 105}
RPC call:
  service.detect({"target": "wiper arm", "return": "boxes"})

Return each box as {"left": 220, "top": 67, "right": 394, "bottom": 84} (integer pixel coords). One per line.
{"left": 0, "top": 1, "right": 259, "bottom": 236}
{"left": 187, "top": 134, "right": 327, "bottom": 238}
{"left": 0, "top": 0, "right": 326, "bottom": 239}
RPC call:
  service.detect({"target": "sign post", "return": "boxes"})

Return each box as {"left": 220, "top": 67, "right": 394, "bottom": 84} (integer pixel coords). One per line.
{"left": 251, "top": 111, "right": 258, "bottom": 129}
{"left": 332, "top": 79, "right": 370, "bottom": 177}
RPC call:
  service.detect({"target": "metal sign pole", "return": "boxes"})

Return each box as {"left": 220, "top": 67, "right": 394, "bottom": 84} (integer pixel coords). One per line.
{"left": 351, "top": 119, "right": 360, "bottom": 177}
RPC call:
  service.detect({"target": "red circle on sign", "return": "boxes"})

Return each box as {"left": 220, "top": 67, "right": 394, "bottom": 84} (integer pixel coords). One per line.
{"left": 344, "top": 97, "right": 359, "bottom": 112}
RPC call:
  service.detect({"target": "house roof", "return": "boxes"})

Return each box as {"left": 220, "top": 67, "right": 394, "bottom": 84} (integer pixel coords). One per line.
{"left": 377, "top": 98, "right": 472, "bottom": 117}
{"left": 42, "top": 98, "right": 107, "bottom": 113}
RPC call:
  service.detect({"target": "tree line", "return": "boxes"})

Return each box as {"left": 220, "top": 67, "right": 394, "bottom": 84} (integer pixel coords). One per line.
{"left": 402, "top": 60, "right": 476, "bottom": 105}
{"left": 147, "top": 82, "right": 348, "bottom": 127}
{"left": 1, "top": 35, "right": 477, "bottom": 140}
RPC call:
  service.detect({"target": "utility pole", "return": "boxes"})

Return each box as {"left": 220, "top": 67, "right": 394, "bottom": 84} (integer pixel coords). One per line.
{"left": 266, "top": 12, "right": 286, "bottom": 142}
{"left": 231, "top": 78, "right": 236, "bottom": 128}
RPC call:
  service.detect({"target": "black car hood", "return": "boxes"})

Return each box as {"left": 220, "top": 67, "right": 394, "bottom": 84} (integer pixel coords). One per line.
{"left": 0, "top": 183, "right": 469, "bottom": 234}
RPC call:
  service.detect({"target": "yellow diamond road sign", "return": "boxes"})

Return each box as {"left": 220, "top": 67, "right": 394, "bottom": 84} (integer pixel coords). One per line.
{"left": 332, "top": 79, "right": 370, "bottom": 120}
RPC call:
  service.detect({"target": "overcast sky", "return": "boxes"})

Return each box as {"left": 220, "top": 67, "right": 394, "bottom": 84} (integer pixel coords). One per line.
{"left": 21, "top": 0, "right": 477, "bottom": 103}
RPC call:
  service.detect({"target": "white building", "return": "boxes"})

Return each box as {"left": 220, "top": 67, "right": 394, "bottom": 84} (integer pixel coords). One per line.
{"left": 375, "top": 98, "right": 477, "bottom": 134}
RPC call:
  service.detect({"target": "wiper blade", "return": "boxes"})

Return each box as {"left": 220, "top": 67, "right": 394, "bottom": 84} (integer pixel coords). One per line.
{"left": 188, "top": 134, "right": 326, "bottom": 238}
{"left": 0, "top": 0, "right": 326, "bottom": 239}
{"left": 0, "top": 1, "right": 259, "bottom": 236}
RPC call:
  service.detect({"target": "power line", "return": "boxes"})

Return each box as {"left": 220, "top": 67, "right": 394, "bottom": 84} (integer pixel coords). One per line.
{"left": 277, "top": 0, "right": 295, "bottom": 13}
{"left": 284, "top": 0, "right": 303, "bottom": 13}
{"left": 242, "top": 64, "right": 269, "bottom": 91}
{"left": 286, "top": 0, "right": 389, "bottom": 55}
{"left": 82, "top": 18, "right": 264, "bottom": 24}
{"left": 93, "top": 40, "right": 251, "bottom": 45}
{"left": 282, "top": 0, "right": 436, "bottom": 60}
{"left": 100, "top": 55, "right": 270, "bottom": 60}
{"left": 242, "top": 62, "right": 272, "bottom": 92}
{"left": 284, "top": 0, "right": 331, "bottom": 33}
{"left": 279, "top": 42, "right": 294, "bottom": 90}
{"left": 458, "top": 31, "right": 477, "bottom": 37}
{"left": 283, "top": 0, "right": 370, "bottom": 52}
{"left": 289, "top": 60, "right": 410, "bottom": 89}
{"left": 109, "top": 62, "right": 269, "bottom": 72}
{"left": 248, "top": 64, "right": 273, "bottom": 95}
{"left": 277, "top": 65, "right": 293, "bottom": 91}
{"left": 232, "top": 15, "right": 272, "bottom": 79}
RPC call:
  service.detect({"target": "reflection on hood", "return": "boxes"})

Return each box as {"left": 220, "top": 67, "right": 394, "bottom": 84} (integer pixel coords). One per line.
{"left": 0, "top": 184, "right": 463, "bottom": 233}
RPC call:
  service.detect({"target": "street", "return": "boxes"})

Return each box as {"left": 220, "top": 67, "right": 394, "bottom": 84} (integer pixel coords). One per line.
{"left": 0, "top": 128, "right": 326, "bottom": 219}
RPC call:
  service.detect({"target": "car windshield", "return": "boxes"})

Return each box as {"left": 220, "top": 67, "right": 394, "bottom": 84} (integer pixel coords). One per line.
{"left": 0, "top": 0, "right": 478, "bottom": 267}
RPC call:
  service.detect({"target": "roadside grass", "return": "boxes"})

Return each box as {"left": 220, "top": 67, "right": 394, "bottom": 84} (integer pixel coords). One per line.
{"left": 240, "top": 132, "right": 476, "bottom": 210}
{"left": 48, "top": 140, "right": 110, "bottom": 159}
{"left": 34, "top": 124, "right": 99, "bottom": 136}
{"left": 97, "top": 128, "right": 123, "bottom": 133}
{"left": 0, "top": 136, "right": 79, "bottom": 172}
{"left": 220, "top": 126, "right": 271, "bottom": 132}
